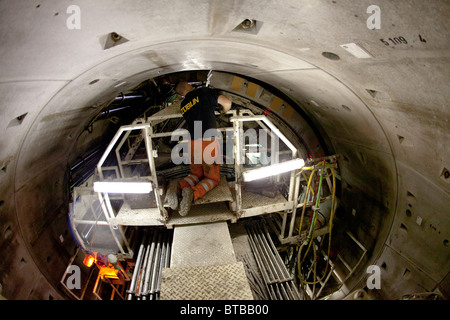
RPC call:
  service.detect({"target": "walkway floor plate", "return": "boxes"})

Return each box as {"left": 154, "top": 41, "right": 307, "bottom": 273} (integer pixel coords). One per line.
{"left": 160, "top": 262, "right": 253, "bottom": 300}
{"left": 170, "top": 221, "right": 236, "bottom": 268}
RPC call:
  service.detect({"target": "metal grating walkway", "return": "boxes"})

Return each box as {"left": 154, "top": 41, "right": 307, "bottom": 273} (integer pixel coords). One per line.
{"left": 160, "top": 262, "right": 253, "bottom": 300}
{"left": 170, "top": 222, "right": 236, "bottom": 268}
{"left": 160, "top": 221, "right": 253, "bottom": 300}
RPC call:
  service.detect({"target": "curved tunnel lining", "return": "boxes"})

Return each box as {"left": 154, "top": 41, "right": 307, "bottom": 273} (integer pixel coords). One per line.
{"left": 10, "top": 39, "right": 397, "bottom": 299}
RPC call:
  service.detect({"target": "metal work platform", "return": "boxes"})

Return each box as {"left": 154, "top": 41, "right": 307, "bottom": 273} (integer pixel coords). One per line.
{"left": 165, "top": 175, "right": 234, "bottom": 208}
{"left": 112, "top": 177, "right": 291, "bottom": 228}
{"left": 67, "top": 101, "right": 341, "bottom": 301}
{"left": 112, "top": 176, "right": 236, "bottom": 227}
{"left": 193, "top": 177, "right": 234, "bottom": 205}
{"left": 69, "top": 109, "right": 315, "bottom": 260}
{"left": 168, "top": 202, "right": 235, "bottom": 228}
{"left": 160, "top": 222, "right": 253, "bottom": 300}
{"left": 241, "top": 184, "right": 290, "bottom": 218}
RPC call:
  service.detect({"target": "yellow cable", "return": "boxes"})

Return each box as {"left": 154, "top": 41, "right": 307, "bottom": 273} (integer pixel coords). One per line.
{"left": 297, "top": 168, "right": 316, "bottom": 277}
{"left": 297, "top": 168, "right": 316, "bottom": 239}
{"left": 300, "top": 167, "right": 336, "bottom": 285}
{"left": 302, "top": 216, "right": 316, "bottom": 261}
{"left": 301, "top": 166, "right": 325, "bottom": 262}
{"left": 295, "top": 166, "right": 314, "bottom": 178}
{"left": 302, "top": 172, "right": 315, "bottom": 194}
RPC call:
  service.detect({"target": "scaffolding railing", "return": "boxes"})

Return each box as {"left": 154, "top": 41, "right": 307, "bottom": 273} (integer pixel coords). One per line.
{"left": 72, "top": 107, "right": 309, "bottom": 256}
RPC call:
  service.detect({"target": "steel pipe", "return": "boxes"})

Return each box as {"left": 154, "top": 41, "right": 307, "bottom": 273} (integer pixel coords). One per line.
{"left": 126, "top": 228, "right": 172, "bottom": 300}
{"left": 155, "top": 232, "right": 168, "bottom": 298}
{"left": 246, "top": 226, "right": 276, "bottom": 300}
{"left": 150, "top": 231, "right": 163, "bottom": 296}
{"left": 141, "top": 230, "right": 157, "bottom": 300}
{"left": 253, "top": 225, "right": 290, "bottom": 299}
{"left": 127, "top": 232, "right": 148, "bottom": 300}
{"left": 246, "top": 222, "right": 301, "bottom": 300}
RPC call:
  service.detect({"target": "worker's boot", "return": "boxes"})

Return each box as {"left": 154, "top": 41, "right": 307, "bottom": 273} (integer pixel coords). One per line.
{"left": 164, "top": 180, "right": 181, "bottom": 210}
{"left": 179, "top": 187, "right": 194, "bottom": 216}
{"left": 165, "top": 181, "right": 181, "bottom": 210}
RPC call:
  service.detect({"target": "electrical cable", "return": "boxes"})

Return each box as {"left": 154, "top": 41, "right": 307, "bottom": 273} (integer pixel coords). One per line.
{"left": 296, "top": 167, "right": 316, "bottom": 284}
{"left": 297, "top": 168, "right": 316, "bottom": 240}
{"left": 297, "top": 162, "right": 337, "bottom": 289}
{"left": 301, "top": 168, "right": 323, "bottom": 262}
{"left": 302, "top": 172, "right": 315, "bottom": 194}
{"left": 301, "top": 167, "right": 336, "bottom": 286}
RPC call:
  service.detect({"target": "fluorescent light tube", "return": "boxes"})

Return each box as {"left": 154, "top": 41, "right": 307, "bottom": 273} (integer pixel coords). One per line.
{"left": 93, "top": 181, "right": 152, "bottom": 194}
{"left": 242, "top": 158, "right": 305, "bottom": 182}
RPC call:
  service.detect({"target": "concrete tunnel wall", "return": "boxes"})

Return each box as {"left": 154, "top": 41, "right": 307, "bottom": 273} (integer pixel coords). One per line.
{"left": 0, "top": 0, "right": 448, "bottom": 299}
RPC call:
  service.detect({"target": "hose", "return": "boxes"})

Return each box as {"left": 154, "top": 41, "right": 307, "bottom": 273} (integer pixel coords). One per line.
{"left": 300, "top": 168, "right": 323, "bottom": 262}
{"left": 297, "top": 163, "right": 337, "bottom": 287}
{"left": 297, "top": 168, "right": 316, "bottom": 240}
{"left": 296, "top": 168, "right": 316, "bottom": 281}
{"left": 302, "top": 172, "right": 315, "bottom": 195}
{"left": 306, "top": 171, "right": 324, "bottom": 242}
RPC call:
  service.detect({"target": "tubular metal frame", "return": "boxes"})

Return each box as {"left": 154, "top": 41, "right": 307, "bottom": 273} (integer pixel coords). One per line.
{"left": 74, "top": 108, "right": 306, "bottom": 257}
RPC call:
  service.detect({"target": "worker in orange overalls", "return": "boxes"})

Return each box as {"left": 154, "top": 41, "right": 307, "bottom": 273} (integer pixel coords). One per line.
{"left": 169, "top": 80, "right": 232, "bottom": 216}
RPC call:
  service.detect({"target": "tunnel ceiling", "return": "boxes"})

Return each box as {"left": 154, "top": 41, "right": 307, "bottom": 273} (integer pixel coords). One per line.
{"left": 0, "top": 0, "right": 449, "bottom": 299}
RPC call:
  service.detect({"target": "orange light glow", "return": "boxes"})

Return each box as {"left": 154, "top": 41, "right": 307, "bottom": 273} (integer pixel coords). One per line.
{"left": 98, "top": 266, "right": 119, "bottom": 280}
{"left": 83, "top": 254, "right": 95, "bottom": 267}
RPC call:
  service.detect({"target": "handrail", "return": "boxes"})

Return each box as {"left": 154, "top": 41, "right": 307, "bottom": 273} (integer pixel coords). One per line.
{"left": 93, "top": 109, "right": 305, "bottom": 239}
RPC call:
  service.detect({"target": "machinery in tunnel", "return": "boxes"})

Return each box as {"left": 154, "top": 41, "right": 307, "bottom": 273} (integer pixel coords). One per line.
{"left": 0, "top": 0, "right": 448, "bottom": 302}
{"left": 60, "top": 71, "right": 368, "bottom": 300}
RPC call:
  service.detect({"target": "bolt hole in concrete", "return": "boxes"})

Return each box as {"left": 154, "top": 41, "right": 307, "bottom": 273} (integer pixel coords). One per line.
{"left": 110, "top": 32, "right": 122, "bottom": 42}
{"left": 366, "top": 89, "right": 378, "bottom": 98}
{"left": 441, "top": 168, "right": 449, "bottom": 180}
{"left": 4, "top": 226, "right": 12, "bottom": 240}
{"left": 407, "top": 191, "right": 415, "bottom": 198}
{"left": 241, "top": 19, "right": 255, "bottom": 29}
{"left": 232, "top": 19, "right": 261, "bottom": 35}
{"left": 322, "top": 52, "right": 340, "bottom": 60}
{"left": 7, "top": 112, "right": 28, "bottom": 128}
{"left": 357, "top": 151, "right": 366, "bottom": 164}
{"left": 104, "top": 32, "right": 129, "bottom": 49}
{"left": 341, "top": 104, "right": 351, "bottom": 111}
{"left": 444, "top": 240, "right": 449, "bottom": 247}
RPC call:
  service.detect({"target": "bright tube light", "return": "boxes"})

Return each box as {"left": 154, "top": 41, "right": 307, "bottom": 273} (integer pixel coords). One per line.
{"left": 93, "top": 181, "right": 152, "bottom": 194}
{"left": 242, "top": 158, "right": 305, "bottom": 182}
